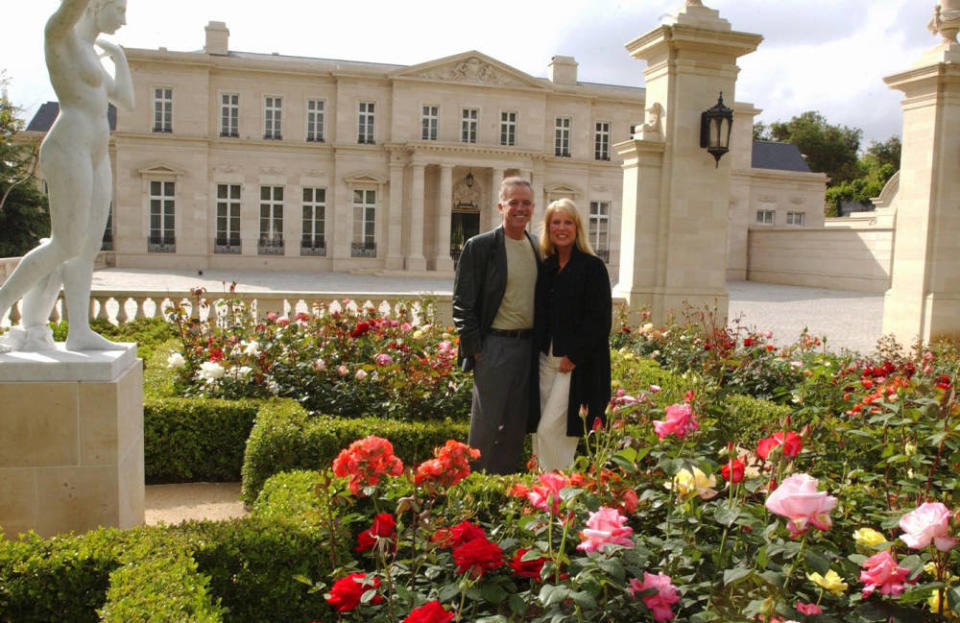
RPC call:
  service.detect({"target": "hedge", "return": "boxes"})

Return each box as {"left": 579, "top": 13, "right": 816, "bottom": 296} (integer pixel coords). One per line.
{"left": 144, "top": 397, "right": 260, "bottom": 483}
{"left": 719, "top": 393, "right": 794, "bottom": 446}
{"left": 240, "top": 399, "right": 471, "bottom": 504}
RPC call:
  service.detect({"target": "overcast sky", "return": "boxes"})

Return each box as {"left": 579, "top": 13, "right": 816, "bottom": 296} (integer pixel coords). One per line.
{"left": 1, "top": 0, "right": 936, "bottom": 147}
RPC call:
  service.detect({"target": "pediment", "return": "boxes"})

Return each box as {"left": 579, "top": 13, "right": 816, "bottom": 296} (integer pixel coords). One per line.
{"left": 544, "top": 182, "right": 583, "bottom": 197}
{"left": 137, "top": 162, "right": 186, "bottom": 177}
{"left": 343, "top": 171, "right": 387, "bottom": 185}
{"left": 393, "top": 51, "right": 544, "bottom": 90}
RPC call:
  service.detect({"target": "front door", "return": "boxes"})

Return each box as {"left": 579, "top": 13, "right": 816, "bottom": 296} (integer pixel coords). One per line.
{"left": 450, "top": 204, "right": 480, "bottom": 265}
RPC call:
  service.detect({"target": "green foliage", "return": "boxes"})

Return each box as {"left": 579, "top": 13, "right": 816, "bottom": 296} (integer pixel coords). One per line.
{"left": 825, "top": 135, "right": 901, "bottom": 215}
{"left": 758, "top": 111, "right": 863, "bottom": 186}
{"left": 98, "top": 553, "right": 224, "bottom": 622}
{"left": 720, "top": 393, "right": 793, "bottom": 446}
{"left": 240, "top": 399, "right": 470, "bottom": 504}
{"left": 0, "top": 75, "right": 48, "bottom": 257}
{"left": 144, "top": 397, "right": 259, "bottom": 483}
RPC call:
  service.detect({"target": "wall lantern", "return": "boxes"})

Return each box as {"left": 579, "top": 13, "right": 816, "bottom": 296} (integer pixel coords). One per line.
{"left": 465, "top": 170, "right": 475, "bottom": 188}
{"left": 699, "top": 92, "right": 734, "bottom": 167}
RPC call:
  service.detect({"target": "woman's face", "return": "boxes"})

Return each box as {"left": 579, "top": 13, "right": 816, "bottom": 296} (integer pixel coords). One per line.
{"left": 96, "top": 0, "right": 127, "bottom": 34}
{"left": 548, "top": 209, "right": 577, "bottom": 251}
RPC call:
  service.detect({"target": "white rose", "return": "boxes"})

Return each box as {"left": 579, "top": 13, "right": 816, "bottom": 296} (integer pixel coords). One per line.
{"left": 166, "top": 352, "right": 186, "bottom": 369}
{"left": 198, "top": 361, "right": 226, "bottom": 381}
{"left": 242, "top": 340, "right": 260, "bottom": 356}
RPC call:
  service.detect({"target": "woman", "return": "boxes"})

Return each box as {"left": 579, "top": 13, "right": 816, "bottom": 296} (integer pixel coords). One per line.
{"left": 532, "top": 198, "right": 612, "bottom": 472}
{"left": 0, "top": 0, "right": 133, "bottom": 352}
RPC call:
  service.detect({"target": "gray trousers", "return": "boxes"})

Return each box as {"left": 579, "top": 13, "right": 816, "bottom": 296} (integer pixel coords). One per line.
{"left": 468, "top": 334, "right": 532, "bottom": 475}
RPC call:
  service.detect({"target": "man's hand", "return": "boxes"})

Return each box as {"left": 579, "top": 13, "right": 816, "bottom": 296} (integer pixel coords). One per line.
{"left": 559, "top": 356, "right": 575, "bottom": 373}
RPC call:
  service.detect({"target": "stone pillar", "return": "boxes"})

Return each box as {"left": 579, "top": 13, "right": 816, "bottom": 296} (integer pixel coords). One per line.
{"left": 881, "top": 20, "right": 960, "bottom": 344}
{"left": 434, "top": 164, "right": 455, "bottom": 272}
{"left": 531, "top": 163, "right": 545, "bottom": 231}
{"left": 613, "top": 2, "right": 761, "bottom": 324}
{"left": 489, "top": 168, "right": 504, "bottom": 232}
{"left": 0, "top": 345, "right": 144, "bottom": 538}
{"left": 406, "top": 163, "right": 427, "bottom": 271}
{"left": 386, "top": 163, "right": 404, "bottom": 270}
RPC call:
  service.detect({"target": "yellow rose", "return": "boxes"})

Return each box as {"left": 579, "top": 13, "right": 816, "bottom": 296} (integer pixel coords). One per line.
{"left": 853, "top": 527, "right": 886, "bottom": 548}
{"left": 807, "top": 569, "right": 848, "bottom": 596}
{"left": 667, "top": 467, "right": 717, "bottom": 500}
{"left": 928, "top": 589, "right": 960, "bottom": 620}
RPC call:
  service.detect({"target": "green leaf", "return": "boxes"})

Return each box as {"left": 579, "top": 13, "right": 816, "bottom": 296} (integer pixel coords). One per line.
{"left": 570, "top": 590, "right": 598, "bottom": 610}
{"left": 480, "top": 583, "right": 508, "bottom": 605}
{"left": 713, "top": 505, "right": 741, "bottom": 527}
{"left": 438, "top": 582, "right": 460, "bottom": 602}
{"left": 597, "top": 557, "right": 625, "bottom": 580}
{"left": 804, "top": 549, "right": 832, "bottom": 574}
{"left": 539, "top": 584, "right": 572, "bottom": 607}
{"left": 723, "top": 566, "right": 752, "bottom": 586}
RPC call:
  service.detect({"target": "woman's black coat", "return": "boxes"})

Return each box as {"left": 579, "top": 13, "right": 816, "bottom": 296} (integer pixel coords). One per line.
{"left": 532, "top": 245, "right": 612, "bottom": 436}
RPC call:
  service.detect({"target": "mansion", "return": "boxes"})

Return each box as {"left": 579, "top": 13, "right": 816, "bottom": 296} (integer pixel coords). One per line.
{"left": 25, "top": 21, "right": 826, "bottom": 281}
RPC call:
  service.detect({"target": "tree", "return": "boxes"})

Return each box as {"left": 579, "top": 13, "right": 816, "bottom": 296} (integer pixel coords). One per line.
{"left": 0, "top": 71, "right": 49, "bottom": 257}
{"left": 756, "top": 111, "right": 862, "bottom": 187}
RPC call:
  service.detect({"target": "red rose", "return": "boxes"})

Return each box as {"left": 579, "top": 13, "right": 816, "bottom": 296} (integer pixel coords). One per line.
{"left": 508, "top": 548, "right": 547, "bottom": 579}
{"left": 351, "top": 321, "right": 371, "bottom": 338}
{"left": 432, "top": 521, "right": 486, "bottom": 549}
{"left": 453, "top": 536, "right": 504, "bottom": 577}
{"left": 402, "top": 600, "right": 453, "bottom": 623}
{"left": 355, "top": 513, "right": 397, "bottom": 552}
{"left": 325, "top": 573, "right": 382, "bottom": 612}
{"left": 756, "top": 431, "right": 802, "bottom": 460}
{"left": 721, "top": 458, "right": 745, "bottom": 483}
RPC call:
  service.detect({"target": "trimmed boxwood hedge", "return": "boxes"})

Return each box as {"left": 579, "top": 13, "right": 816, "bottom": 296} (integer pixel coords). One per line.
{"left": 144, "top": 397, "right": 260, "bottom": 483}
{"left": 719, "top": 393, "right": 793, "bottom": 445}
{"left": 241, "top": 399, "right": 471, "bottom": 504}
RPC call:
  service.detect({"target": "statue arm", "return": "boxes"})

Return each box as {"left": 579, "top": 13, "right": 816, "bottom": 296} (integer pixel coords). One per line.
{"left": 96, "top": 39, "right": 135, "bottom": 111}
{"left": 45, "top": 0, "right": 92, "bottom": 39}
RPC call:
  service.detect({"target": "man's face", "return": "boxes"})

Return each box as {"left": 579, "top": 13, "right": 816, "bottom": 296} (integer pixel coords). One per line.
{"left": 498, "top": 184, "right": 533, "bottom": 238}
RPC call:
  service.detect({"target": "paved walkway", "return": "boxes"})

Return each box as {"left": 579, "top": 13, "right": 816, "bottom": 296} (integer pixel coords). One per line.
{"left": 94, "top": 268, "right": 885, "bottom": 354}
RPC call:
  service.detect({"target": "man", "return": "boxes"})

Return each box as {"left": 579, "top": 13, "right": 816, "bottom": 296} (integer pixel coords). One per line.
{"left": 453, "top": 177, "right": 540, "bottom": 474}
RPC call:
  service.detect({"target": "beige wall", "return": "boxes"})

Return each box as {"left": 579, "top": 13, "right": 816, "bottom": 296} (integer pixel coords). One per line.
{"left": 747, "top": 227, "right": 893, "bottom": 292}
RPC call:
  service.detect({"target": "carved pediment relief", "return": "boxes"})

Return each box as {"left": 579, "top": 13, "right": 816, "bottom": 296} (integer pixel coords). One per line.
{"left": 344, "top": 171, "right": 387, "bottom": 185}
{"left": 544, "top": 182, "right": 583, "bottom": 198}
{"left": 137, "top": 162, "right": 185, "bottom": 177}
{"left": 396, "top": 51, "right": 541, "bottom": 89}
{"left": 453, "top": 178, "right": 482, "bottom": 208}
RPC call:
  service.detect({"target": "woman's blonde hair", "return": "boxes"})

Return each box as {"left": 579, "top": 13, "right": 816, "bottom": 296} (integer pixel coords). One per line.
{"left": 538, "top": 198, "right": 595, "bottom": 258}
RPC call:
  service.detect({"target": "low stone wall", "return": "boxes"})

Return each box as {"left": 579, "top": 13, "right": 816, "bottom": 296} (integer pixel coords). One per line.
{"left": 747, "top": 226, "right": 893, "bottom": 293}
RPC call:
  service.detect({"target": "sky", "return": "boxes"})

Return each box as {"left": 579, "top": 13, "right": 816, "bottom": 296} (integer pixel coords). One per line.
{"left": 1, "top": 0, "right": 937, "bottom": 147}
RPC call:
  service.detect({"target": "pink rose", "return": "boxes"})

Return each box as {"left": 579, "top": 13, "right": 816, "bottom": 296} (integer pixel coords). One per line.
{"left": 527, "top": 472, "right": 569, "bottom": 515}
{"left": 374, "top": 353, "right": 394, "bottom": 366}
{"left": 628, "top": 572, "right": 680, "bottom": 622}
{"left": 577, "top": 506, "right": 634, "bottom": 553}
{"left": 337, "top": 365, "right": 349, "bottom": 377}
{"left": 652, "top": 403, "right": 698, "bottom": 441}
{"left": 765, "top": 474, "right": 837, "bottom": 538}
{"left": 899, "top": 502, "right": 957, "bottom": 552}
{"left": 355, "top": 369, "right": 368, "bottom": 381}
{"left": 795, "top": 601, "right": 822, "bottom": 615}
{"left": 860, "top": 550, "right": 912, "bottom": 598}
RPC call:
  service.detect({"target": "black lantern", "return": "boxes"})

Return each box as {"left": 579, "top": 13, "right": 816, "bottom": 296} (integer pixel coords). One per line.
{"left": 699, "top": 92, "right": 734, "bottom": 167}
{"left": 465, "top": 170, "right": 474, "bottom": 188}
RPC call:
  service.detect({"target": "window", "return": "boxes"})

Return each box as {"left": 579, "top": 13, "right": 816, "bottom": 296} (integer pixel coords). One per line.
{"left": 264, "top": 96, "right": 282, "bottom": 140}
{"left": 595, "top": 121, "right": 610, "bottom": 161}
{"left": 215, "top": 184, "right": 241, "bottom": 254}
{"left": 500, "top": 111, "right": 516, "bottom": 146}
{"left": 306, "top": 99, "right": 324, "bottom": 142}
{"left": 302, "top": 187, "right": 326, "bottom": 256}
{"left": 153, "top": 88, "right": 172, "bottom": 133}
{"left": 148, "top": 181, "right": 175, "bottom": 252}
{"left": 421, "top": 105, "right": 438, "bottom": 141}
{"left": 220, "top": 93, "right": 239, "bottom": 137}
{"left": 101, "top": 203, "right": 114, "bottom": 251}
{"left": 351, "top": 189, "right": 376, "bottom": 257}
{"left": 589, "top": 201, "right": 610, "bottom": 262}
{"left": 756, "top": 209, "right": 775, "bottom": 225}
{"left": 555, "top": 117, "right": 571, "bottom": 157}
{"left": 461, "top": 108, "right": 478, "bottom": 143}
{"left": 786, "top": 211, "right": 806, "bottom": 226}
{"left": 259, "top": 185, "right": 284, "bottom": 254}
{"left": 358, "top": 102, "right": 375, "bottom": 144}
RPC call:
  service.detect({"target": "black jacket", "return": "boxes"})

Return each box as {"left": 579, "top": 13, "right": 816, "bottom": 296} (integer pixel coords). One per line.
{"left": 452, "top": 226, "right": 540, "bottom": 372}
{"left": 532, "top": 245, "right": 612, "bottom": 436}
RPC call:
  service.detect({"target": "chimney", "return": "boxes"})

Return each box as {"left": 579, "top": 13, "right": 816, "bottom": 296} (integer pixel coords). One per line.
{"left": 204, "top": 21, "right": 229, "bottom": 55}
{"left": 548, "top": 56, "right": 578, "bottom": 86}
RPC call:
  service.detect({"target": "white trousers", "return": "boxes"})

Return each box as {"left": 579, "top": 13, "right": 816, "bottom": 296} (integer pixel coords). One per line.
{"left": 533, "top": 351, "right": 579, "bottom": 472}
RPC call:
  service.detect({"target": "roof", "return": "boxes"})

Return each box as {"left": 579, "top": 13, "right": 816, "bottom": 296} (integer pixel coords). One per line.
{"left": 25, "top": 102, "right": 117, "bottom": 133}
{"left": 751, "top": 141, "right": 811, "bottom": 172}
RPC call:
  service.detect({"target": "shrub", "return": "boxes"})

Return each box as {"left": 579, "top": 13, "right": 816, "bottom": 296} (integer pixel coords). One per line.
{"left": 719, "top": 393, "right": 793, "bottom": 446}
{"left": 144, "top": 397, "right": 259, "bottom": 483}
{"left": 240, "top": 399, "right": 470, "bottom": 504}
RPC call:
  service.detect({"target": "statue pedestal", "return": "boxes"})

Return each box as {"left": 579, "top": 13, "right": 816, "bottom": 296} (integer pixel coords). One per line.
{"left": 0, "top": 344, "right": 144, "bottom": 538}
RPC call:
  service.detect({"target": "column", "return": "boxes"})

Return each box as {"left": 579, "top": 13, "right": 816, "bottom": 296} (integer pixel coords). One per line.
{"left": 405, "top": 163, "right": 427, "bottom": 271}
{"left": 881, "top": 29, "right": 960, "bottom": 344}
{"left": 488, "top": 168, "right": 504, "bottom": 232}
{"left": 433, "top": 164, "right": 455, "bottom": 272}
{"left": 615, "top": 2, "right": 760, "bottom": 324}
{"left": 385, "top": 164, "right": 404, "bottom": 270}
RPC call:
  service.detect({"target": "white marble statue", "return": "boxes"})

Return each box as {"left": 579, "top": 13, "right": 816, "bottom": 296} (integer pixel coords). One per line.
{"left": 0, "top": 0, "right": 133, "bottom": 353}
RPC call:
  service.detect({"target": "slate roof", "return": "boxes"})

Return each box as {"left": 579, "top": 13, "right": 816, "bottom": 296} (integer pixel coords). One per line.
{"left": 752, "top": 140, "right": 811, "bottom": 172}
{"left": 25, "top": 102, "right": 117, "bottom": 132}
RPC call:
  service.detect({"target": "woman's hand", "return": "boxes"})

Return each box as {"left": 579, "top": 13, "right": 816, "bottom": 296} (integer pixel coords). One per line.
{"left": 95, "top": 39, "right": 125, "bottom": 61}
{"left": 559, "top": 356, "right": 576, "bottom": 373}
